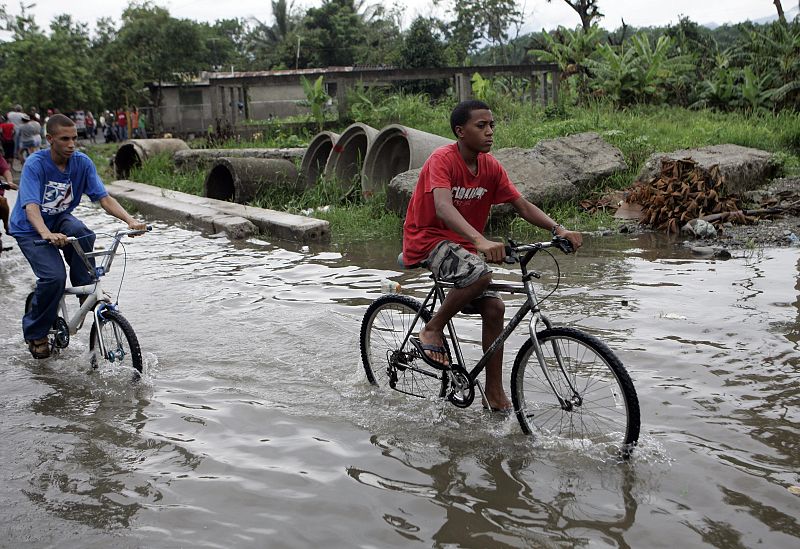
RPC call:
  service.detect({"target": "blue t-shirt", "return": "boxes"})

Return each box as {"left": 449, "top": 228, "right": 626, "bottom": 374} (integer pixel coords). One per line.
{"left": 9, "top": 150, "right": 109, "bottom": 236}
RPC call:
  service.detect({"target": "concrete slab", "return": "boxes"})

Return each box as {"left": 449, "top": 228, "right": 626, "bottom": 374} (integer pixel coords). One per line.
{"left": 107, "top": 180, "right": 330, "bottom": 242}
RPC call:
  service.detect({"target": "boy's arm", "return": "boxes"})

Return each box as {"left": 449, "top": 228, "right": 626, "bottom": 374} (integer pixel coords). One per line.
{"left": 510, "top": 196, "right": 583, "bottom": 250}
{"left": 433, "top": 187, "right": 505, "bottom": 263}
{"left": 25, "top": 204, "right": 68, "bottom": 246}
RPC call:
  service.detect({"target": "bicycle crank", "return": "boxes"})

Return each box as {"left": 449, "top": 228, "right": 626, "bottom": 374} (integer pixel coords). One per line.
{"left": 53, "top": 317, "right": 70, "bottom": 349}
{"left": 447, "top": 364, "right": 474, "bottom": 408}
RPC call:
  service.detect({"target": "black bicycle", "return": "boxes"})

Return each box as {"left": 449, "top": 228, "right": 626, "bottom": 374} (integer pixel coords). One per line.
{"left": 360, "top": 237, "right": 641, "bottom": 459}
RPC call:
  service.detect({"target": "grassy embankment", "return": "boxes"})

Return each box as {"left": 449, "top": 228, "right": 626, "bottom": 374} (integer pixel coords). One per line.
{"left": 86, "top": 97, "right": 800, "bottom": 243}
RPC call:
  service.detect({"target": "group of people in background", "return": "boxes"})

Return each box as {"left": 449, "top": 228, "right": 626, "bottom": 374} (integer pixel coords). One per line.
{"left": 1, "top": 105, "right": 44, "bottom": 167}
{"left": 101, "top": 107, "right": 147, "bottom": 143}
{"left": 1, "top": 105, "right": 150, "bottom": 165}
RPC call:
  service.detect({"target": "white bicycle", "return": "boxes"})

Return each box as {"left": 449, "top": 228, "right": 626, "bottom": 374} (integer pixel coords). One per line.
{"left": 25, "top": 226, "right": 151, "bottom": 378}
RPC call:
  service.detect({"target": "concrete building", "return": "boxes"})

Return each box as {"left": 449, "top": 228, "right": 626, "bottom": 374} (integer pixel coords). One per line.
{"left": 148, "top": 63, "right": 558, "bottom": 137}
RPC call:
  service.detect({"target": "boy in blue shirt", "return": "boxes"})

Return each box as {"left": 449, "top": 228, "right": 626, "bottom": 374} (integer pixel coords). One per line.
{"left": 9, "top": 114, "right": 146, "bottom": 359}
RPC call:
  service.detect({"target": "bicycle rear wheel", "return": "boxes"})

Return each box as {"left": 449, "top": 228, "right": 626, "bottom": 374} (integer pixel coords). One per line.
{"left": 511, "top": 327, "right": 640, "bottom": 458}
{"left": 89, "top": 308, "right": 143, "bottom": 377}
{"left": 360, "top": 294, "right": 448, "bottom": 399}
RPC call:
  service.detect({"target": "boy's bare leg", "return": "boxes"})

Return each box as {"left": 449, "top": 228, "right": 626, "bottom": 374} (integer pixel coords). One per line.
{"left": 0, "top": 197, "right": 9, "bottom": 232}
{"left": 475, "top": 297, "right": 512, "bottom": 411}
{"left": 419, "top": 273, "right": 491, "bottom": 365}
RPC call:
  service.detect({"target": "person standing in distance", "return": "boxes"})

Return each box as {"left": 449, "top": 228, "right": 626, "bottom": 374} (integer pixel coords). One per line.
{"left": 8, "top": 114, "right": 147, "bottom": 359}
{"left": 402, "top": 100, "right": 583, "bottom": 412}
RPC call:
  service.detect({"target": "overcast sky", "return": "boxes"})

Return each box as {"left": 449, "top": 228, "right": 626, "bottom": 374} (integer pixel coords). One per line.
{"left": 3, "top": 0, "right": 792, "bottom": 35}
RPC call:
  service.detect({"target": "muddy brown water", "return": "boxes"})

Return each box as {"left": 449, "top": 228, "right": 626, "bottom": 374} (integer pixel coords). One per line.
{"left": 1, "top": 201, "right": 798, "bottom": 548}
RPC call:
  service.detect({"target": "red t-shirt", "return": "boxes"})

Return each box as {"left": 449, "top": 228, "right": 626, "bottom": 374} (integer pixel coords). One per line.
{"left": 402, "top": 143, "right": 521, "bottom": 265}
{"left": 117, "top": 112, "right": 127, "bottom": 126}
{"left": 0, "top": 122, "right": 14, "bottom": 142}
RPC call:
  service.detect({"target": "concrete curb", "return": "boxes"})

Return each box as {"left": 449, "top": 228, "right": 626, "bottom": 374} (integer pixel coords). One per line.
{"left": 106, "top": 180, "right": 330, "bottom": 242}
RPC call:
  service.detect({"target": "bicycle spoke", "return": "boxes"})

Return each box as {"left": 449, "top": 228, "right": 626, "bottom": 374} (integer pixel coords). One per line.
{"left": 361, "top": 296, "right": 446, "bottom": 400}
{"left": 512, "top": 328, "right": 639, "bottom": 455}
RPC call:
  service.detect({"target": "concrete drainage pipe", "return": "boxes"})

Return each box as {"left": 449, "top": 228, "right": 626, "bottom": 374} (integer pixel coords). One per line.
{"left": 174, "top": 147, "right": 306, "bottom": 172}
{"left": 299, "top": 131, "right": 340, "bottom": 190}
{"left": 323, "top": 123, "right": 379, "bottom": 193}
{"left": 361, "top": 125, "right": 453, "bottom": 197}
{"left": 114, "top": 139, "right": 190, "bottom": 178}
{"left": 204, "top": 157, "right": 299, "bottom": 204}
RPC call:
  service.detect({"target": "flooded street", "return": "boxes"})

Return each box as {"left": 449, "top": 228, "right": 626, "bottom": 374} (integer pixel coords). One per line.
{"left": 1, "top": 201, "right": 799, "bottom": 548}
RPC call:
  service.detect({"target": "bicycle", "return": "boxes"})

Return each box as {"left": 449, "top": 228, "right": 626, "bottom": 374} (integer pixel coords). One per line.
{"left": 359, "top": 237, "right": 641, "bottom": 459}
{"left": 25, "top": 226, "right": 151, "bottom": 378}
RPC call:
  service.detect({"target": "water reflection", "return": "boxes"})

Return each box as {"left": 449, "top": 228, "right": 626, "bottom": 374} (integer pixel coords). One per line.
{"left": 348, "top": 434, "right": 641, "bottom": 547}
{"left": 23, "top": 371, "right": 199, "bottom": 530}
{"left": 2, "top": 203, "right": 800, "bottom": 547}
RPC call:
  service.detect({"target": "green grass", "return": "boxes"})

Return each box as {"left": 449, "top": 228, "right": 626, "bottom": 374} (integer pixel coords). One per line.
{"left": 128, "top": 152, "right": 206, "bottom": 196}
{"left": 87, "top": 96, "right": 800, "bottom": 243}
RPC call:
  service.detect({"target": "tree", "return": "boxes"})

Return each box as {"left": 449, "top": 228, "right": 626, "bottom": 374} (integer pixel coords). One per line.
{"left": 443, "top": 0, "right": 523, "bottom": 63}
{"left": 398, "top": 16, "right": 449, "bottom": 95}
{"left": 773, "top": 1, "right": 787, "bottom": 25}
{"left": 115, "top": 3, "right": 210, "bottom": 108}
{"left": 547, "top": 0, "right": 603, "bottom": 32}
{"left": 0, "top": 9, "right": 100, "bottom": 110}
{"left": 284, "top": 0, "right": 365, "bottom": 68}
{"left": 247, "top": 0, "right": 299, "bottom": 68}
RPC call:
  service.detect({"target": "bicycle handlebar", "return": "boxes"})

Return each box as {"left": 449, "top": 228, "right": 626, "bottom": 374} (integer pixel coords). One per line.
{"left": 502, "top": 236, "right": 574, "bottom": 264}
{"left": 34, "top": 225, "right": 152, "bottom": 246}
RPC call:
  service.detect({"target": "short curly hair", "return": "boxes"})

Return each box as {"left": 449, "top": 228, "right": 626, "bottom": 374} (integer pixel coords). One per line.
{"left": 449, "top": 100, "right": 491, "bottom": 136}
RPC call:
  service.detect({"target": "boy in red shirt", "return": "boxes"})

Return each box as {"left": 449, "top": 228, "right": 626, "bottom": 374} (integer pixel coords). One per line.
{"left": 403, "top": 100, "right": 583, "bottom": 412}
{"left": 0, "top": 115, "right": 15, "bottom": 162}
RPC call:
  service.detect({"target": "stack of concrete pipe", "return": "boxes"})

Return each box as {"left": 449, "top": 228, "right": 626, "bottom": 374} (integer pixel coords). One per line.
{"left": 361, "top": 125, "right": 453, "bottom": 196}
{"left": 174, "top": 147, "right": 306, "bottom": 172}
{"left": 299, "top": 131, "right": 340, "bottom": 190}
{"left": 299, "top": 124, "right": 453, "bottom": 197}
{"left": 116, "top": 124, "right": 454, "bottom": 206}
{"left": 114, "top": 138, "right": 190, "bottom": 178}
{"left": 323, "top": 123, "right": 379, "bottom": 192}
{"left": 204, "top": 157, "right": 299, "bottom": 204}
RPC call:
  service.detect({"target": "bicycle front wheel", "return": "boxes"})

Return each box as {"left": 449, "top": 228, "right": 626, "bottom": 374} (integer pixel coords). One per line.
{"left": 360, "top": 294, "right": 448, "bottom": 399}
{"left": 89, "top": 308, "right": 143, "bottom": 376}
{"left": 511, "top": 327, "right": 640, "bottom": 457}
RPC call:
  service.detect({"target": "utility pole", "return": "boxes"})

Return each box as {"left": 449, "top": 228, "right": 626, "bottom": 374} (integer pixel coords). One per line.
{"left": 296, "top": 36, "right": 301, "bottom": 70}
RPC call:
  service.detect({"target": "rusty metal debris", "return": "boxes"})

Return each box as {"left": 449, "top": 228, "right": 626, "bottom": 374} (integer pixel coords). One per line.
{"left": 580, "top": 159, "right": 799, "bottom": 235}
{"left": 625, "top": 158, "right": 749, "bottom": 234}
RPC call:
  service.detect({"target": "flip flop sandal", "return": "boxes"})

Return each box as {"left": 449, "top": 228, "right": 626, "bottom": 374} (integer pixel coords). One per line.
{"left": 410, "top": 337, "right": 450, "bottom": 370}
{"left": 27, "top": 338, "right": 51, "bottom": 359}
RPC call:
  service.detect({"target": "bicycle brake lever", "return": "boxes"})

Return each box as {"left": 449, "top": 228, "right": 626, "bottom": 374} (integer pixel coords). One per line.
{"left": 553, "top": 236, "right": 574, "bottom": 254}
{"left": 503, "top": 244, "right": 518, "bottom": 264}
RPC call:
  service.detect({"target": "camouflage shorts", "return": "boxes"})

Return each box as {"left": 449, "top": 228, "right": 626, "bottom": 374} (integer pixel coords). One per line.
{"left": 422, "top": 241, "right": 500, "bottom": 304}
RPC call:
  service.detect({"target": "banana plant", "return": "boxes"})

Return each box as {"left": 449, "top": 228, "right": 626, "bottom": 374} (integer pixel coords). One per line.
{"left": 471, "top": 72, "right": 494, "bottom": 101}
{"left": 300, "top": 75, "right": 330, "bottom": 131}
{"left": 740, "top": 66, "right": 772, "bottom": 112}
{"left": 528, "top": 26, "right": 603, "bottom": 101}
{"left": 586, "top": 34, "right": 693, "bottom": 105}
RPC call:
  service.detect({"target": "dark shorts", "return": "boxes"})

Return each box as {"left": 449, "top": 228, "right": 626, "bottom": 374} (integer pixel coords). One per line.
{"left": 422, "top": 241, "right": 500, "bottom": 304}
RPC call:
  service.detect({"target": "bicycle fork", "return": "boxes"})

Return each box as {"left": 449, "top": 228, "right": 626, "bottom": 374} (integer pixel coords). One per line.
{"left": 92, "top": 302, "right": 125, "bottom": 363}
{"left": 527, "top": 312, "right": 583, "bottom": 411}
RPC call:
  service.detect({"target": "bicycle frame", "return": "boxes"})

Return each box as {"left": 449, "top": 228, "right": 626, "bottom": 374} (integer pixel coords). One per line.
{"left": 43, "top": 228, "right": 146, "bottom": 359}
{"left": 400, "top": 240, "right": 583, "bottom": 409}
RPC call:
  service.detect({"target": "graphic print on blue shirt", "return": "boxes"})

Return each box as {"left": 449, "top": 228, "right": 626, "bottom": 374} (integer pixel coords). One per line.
{"left": 42, "top": 180, "right": 75, "bottom": 214}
